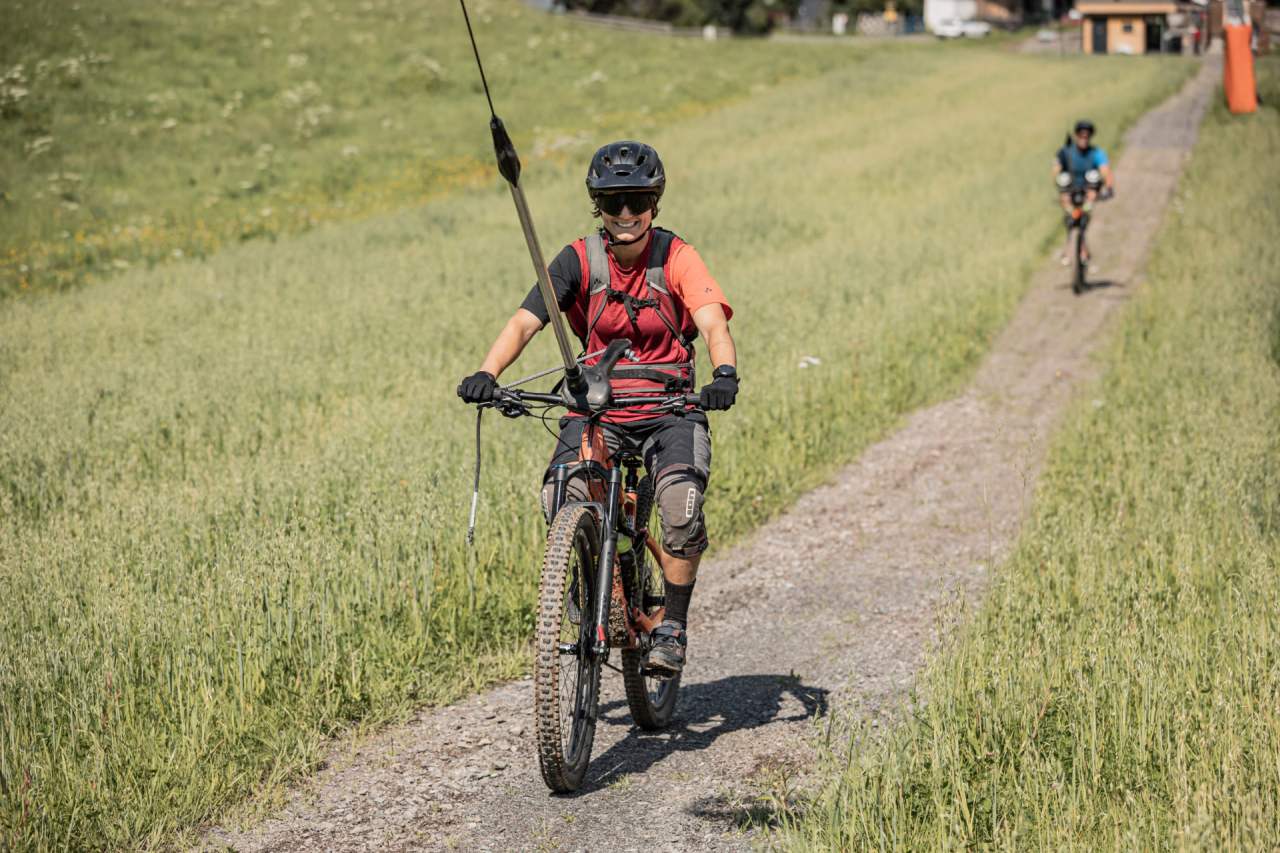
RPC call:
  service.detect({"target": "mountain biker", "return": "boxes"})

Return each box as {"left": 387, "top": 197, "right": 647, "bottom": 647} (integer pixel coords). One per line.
{"left": 1053, "top": 119, "right": 1115, "bottom": 266}
{"left": 457, "top": 141, "right": 738, "bottom": 676}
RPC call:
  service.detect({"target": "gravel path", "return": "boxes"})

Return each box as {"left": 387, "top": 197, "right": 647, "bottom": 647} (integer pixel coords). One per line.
{"left": 204, "top": 56, "right": 1218, "bottom": 853}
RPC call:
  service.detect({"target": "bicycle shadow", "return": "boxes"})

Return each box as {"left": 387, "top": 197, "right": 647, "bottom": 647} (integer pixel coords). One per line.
{"left": 571, "top": 673, "right": 829, "bottom": 794}
{"left": 1066, "top": 278, "right": 1119, "bottom": 294}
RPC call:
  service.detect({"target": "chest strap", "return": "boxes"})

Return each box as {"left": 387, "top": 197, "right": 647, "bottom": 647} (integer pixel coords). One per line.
{"left": 584, "top": 229, "right": 687, "bottom": 345}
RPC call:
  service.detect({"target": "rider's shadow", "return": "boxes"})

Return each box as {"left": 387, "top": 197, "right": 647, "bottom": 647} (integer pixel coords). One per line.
{"left": 575, "top": 673, "right": 829, "bottom": 793}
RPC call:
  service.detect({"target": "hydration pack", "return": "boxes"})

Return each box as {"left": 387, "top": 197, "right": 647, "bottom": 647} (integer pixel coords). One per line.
{"left": 569, "top": 228, "right": 697, "bottom": 394}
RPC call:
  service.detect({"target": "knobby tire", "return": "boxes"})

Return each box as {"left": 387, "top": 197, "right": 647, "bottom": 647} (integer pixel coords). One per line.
{"left": 534, "top": 504, "right": 602, "bottom": 792}
{"left": 1073, "top": 223, "right": 1086, "bottom": 295}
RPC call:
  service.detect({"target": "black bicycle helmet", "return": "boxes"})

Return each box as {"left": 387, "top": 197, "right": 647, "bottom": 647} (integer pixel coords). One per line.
{"left": 585, "top": 141, "right": 665, "bottom": 197}
{"left": 1074, "top": 119, "right": 1096, "bottom": 135}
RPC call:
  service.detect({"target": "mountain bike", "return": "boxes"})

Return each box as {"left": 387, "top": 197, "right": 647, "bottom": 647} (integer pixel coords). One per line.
{"left": 1057, "top": 168, "right": 1107, "bottom": 295}
{"left": 473, "top": 339, "right": 695, "bottom": 792}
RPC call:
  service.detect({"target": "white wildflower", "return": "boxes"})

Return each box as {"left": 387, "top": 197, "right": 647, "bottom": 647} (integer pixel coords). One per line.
{"left": 407, "top": 54, "right": 445, "bottom": 80}
{"left": 25, "top": 136, "right": 54, "bottom": 157}
{"left": 280, "top": 80, "right": 321, "bottom": 107}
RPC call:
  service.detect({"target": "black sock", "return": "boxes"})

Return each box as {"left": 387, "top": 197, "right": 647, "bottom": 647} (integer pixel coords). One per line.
{"left": 663, "top": 579, "right": 695, "bottom": 628}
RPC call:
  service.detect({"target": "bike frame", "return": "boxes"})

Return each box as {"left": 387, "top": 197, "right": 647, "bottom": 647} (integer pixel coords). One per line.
{"left": 1064, "top": 185, "right": 1096, "bottom": 293}
{"left": 545, "top": 417, "right": 666, "bottom": 658}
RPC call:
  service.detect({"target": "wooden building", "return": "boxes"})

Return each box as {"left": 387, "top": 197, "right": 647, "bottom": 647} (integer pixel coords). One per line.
{"left": 1077, "top": 0, "right": 1179, "bottom": 53}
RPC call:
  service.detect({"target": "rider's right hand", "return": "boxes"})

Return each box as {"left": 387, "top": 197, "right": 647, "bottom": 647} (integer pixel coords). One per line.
{"left": 458, "top": 370, "right": 497, "bottom": 404}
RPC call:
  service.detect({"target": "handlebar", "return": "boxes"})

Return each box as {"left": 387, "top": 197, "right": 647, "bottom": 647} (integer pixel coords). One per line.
{"left": 486, "top": 386, "right": 700, "bottom": 417}
{"left": 471, "top": 337, "right": 703, "bottom": 417}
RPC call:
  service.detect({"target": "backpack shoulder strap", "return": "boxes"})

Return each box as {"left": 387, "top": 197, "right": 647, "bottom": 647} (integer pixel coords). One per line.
{"left": 644, "top": 228, "right": 676, "bottom": 295}
{"left": 585, "top": 231, "right": 610, "bottom": 296}
{"left": 643, "top": 229, "right": 697, "bottom": 350}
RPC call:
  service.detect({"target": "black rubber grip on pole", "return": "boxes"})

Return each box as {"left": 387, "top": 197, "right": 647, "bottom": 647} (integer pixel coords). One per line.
{"left": 491, "top": 116, "right": 521, "bottom": 185}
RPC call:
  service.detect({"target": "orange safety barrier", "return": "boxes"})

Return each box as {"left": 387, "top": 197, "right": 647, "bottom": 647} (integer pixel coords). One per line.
{"left": 1223, "top": 24, "right": 1258, "bottom": 115}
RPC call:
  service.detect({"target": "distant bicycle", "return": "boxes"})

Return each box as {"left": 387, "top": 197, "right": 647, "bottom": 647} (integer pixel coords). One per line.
{"left": 1056, "top": 168, "right": 1111, "bottom": 294}
{"left": 468, "top": 339, "right": 690, "bottom": 792}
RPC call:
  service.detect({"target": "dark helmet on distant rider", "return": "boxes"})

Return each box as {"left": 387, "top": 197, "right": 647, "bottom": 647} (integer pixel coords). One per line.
{"left": 1074, "top": 119, "right": 1096, "bottom": 135}
{"left": 586, "top": 141, "right": 666, "bottom": 198}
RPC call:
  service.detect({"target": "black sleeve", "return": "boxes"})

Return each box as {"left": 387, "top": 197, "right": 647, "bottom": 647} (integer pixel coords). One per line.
{"left": 519, "top": 245, "right": 581, "bottom": 324}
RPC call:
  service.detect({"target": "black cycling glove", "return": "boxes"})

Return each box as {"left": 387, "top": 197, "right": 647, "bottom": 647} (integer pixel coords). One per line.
{"left": 699, "top": 375, "right": 738, "bottom": 411}
{"left": 458, "top": 370, "right": 497, "bottom": 404}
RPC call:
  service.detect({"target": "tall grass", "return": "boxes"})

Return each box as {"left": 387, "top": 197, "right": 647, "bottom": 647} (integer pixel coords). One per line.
{"left": 0, "top": 25, "right": 1191, "bottom": 851}
{"left": 779, "top": 57, "right": 1280, "bottom": 850}
{"left": 0, "top": 0, "right": 855, "bottom": 296}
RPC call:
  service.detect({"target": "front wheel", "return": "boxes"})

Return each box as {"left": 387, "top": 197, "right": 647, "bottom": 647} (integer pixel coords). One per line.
{"left": 534, "top": 504, "right": 603, "bottom": 792}
{"left": 1072, "top": 224, "right": 1087, "bottom": 295}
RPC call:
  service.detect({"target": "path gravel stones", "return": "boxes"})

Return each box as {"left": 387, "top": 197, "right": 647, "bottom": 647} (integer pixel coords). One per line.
{"left": 204, "top": 55, "right": 1218, "bottom": 853}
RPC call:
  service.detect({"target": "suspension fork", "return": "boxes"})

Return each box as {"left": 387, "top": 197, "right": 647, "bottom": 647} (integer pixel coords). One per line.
{"left": 549, "top": 464, "right": 569, "bottom": 521}
{"left": 590, "top": 465, "right": 623, "bottom": 656}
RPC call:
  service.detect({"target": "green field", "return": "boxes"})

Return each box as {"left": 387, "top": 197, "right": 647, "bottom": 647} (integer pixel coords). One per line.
{"left": 0, "top": 1, "right": 1195, "bottom": 846}
{"left": 0, "top": 0, "right": 854, "bottom": 296}
{"left": 779, "top": 57, "right": 1280, "bottom": 850}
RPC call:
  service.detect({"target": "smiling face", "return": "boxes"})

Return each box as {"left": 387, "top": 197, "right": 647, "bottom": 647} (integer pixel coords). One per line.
{"left": 600, "top": 203, "right": 653, "bottom": 243}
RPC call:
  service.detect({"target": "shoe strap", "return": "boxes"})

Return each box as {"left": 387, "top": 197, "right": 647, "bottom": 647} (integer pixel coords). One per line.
{"left": 652, "top": 621, "right": 686, "bottom": 644}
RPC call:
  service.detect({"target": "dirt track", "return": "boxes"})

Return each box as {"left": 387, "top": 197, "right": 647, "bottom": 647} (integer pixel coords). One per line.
{"left": 205, "top": 55, "right": 1219, "bottom": 852}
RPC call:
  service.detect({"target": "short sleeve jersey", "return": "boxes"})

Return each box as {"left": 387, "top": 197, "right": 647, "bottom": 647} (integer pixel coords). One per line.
{"left": 519, "top": 230, "right": 732, "bottom": 422}
{"left": 1057, "top": 144, "right": 1109, "bottom": 183}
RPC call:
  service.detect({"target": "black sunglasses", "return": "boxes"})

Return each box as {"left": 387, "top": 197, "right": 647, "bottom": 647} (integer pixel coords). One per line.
{"left": 594, "top": 191, "right": 657, "bottom": 217}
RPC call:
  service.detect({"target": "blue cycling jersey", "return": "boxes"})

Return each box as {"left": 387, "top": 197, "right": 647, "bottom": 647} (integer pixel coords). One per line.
{"left": 1057, "top": 144, "right": 1108, "bottom": 184}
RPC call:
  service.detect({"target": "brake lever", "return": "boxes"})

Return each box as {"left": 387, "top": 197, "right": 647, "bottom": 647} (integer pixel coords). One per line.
{"left": 496, "top": 400, "right": 529, "bottom": 419}
{"left": 484, "top": 391, "right": 529, "bottom": 419}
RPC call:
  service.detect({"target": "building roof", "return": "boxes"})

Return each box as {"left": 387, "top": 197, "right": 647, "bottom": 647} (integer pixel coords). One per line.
{"left": 1077, "top": 0, "right": 1178, "bottom": 12}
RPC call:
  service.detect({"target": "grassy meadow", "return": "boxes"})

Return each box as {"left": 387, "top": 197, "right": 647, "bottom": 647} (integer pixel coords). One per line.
{"left": 778, "top": 57, "right": 1280, "bottom": 850}
{"left": 1, "top": 0, "right": 855, "bottom": 296}
{"left": 0, "top": 2, "right": 1194, "bottom": 846}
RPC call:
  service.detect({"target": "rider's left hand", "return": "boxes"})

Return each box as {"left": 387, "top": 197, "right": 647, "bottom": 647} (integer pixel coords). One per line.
{"left": 699, "top": 375, "right": 738, "bottom": 411}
